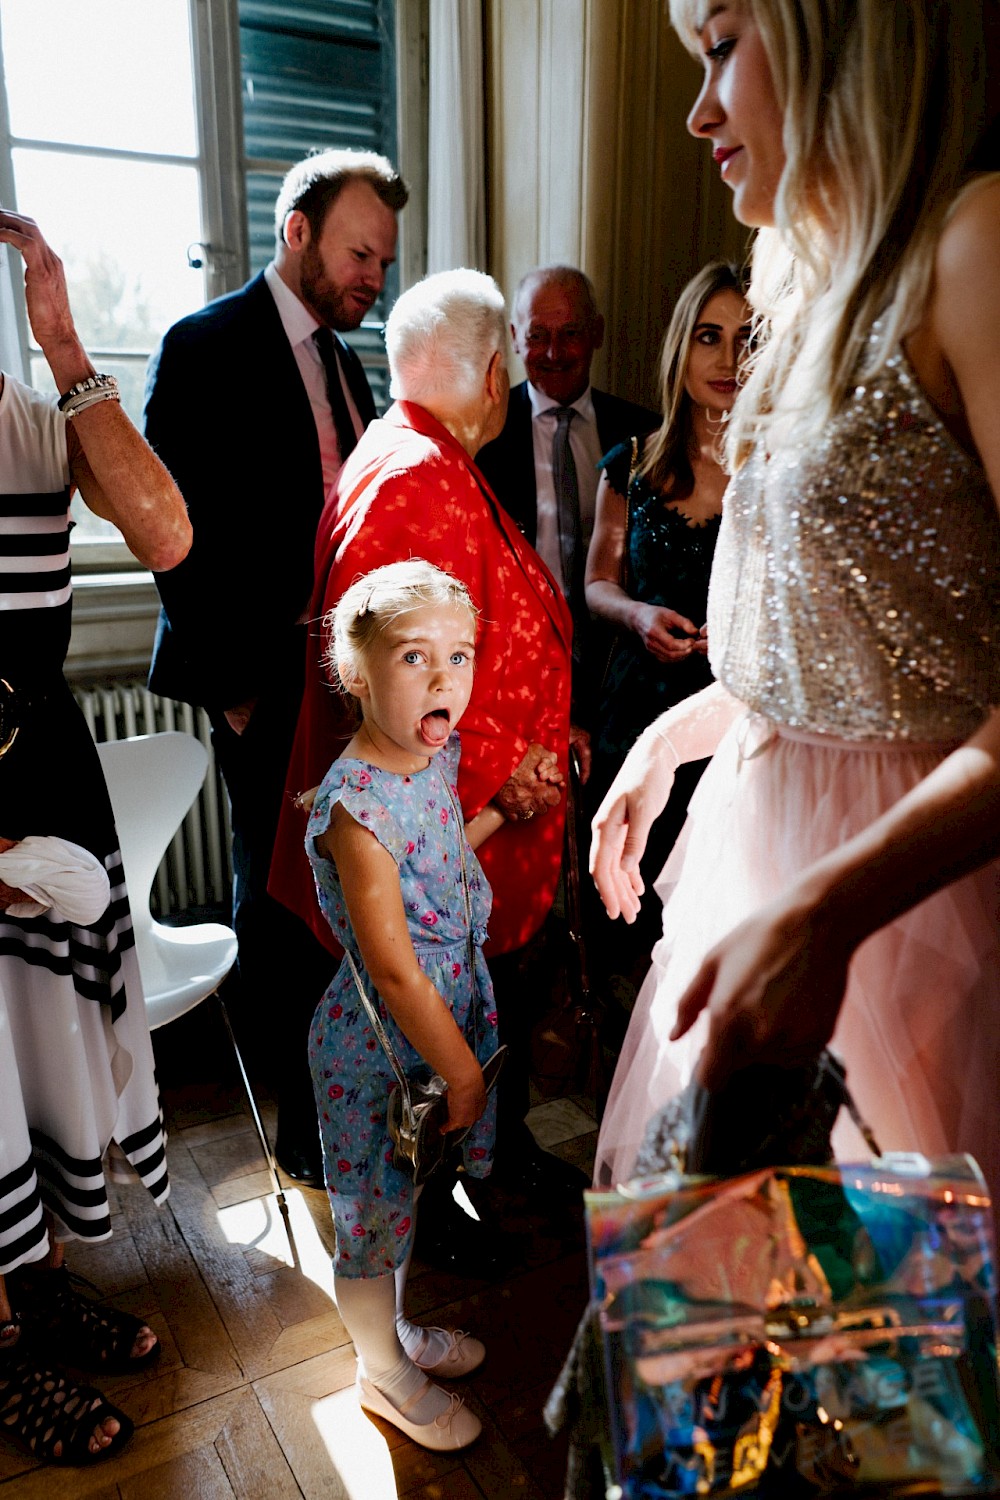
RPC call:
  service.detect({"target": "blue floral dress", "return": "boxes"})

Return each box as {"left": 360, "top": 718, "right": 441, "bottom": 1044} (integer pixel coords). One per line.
{"left": 306, "top": 733, "right": 498, "bottom": 1277}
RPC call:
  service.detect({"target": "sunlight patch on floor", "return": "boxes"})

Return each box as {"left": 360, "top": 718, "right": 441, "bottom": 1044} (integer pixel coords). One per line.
{"left": 453, "top": 1176, "right": 480, "bottom": 1220}
{"left": 216, "top": 1188, "right": 335, "bottom": 1296}
{"left": 312, "top": 1386, "right": 400, "bottom": 1498}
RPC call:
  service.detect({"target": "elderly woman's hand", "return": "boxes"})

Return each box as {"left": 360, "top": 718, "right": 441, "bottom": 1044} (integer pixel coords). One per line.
{"left": 493, "top": 743, "right": 564, "bottom": 822}
{"left": 569, "top": 724, "right": 592, "bottom": 784}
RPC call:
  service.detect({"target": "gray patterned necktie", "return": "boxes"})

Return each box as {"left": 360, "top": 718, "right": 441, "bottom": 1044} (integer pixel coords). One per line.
{"left": 550, "top": 406, "right": 582, "bottom": 604}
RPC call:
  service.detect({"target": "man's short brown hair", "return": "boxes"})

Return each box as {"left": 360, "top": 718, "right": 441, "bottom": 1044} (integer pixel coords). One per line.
{"left": 274, "top": 148, "right": 408, "bottom": 242}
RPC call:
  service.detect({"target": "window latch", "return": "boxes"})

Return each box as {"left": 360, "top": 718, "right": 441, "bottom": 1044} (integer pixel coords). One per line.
{"left": 186, "top": 243, "right": 238, "bottom": 274}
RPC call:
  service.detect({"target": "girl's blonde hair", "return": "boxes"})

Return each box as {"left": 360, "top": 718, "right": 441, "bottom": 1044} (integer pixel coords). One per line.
{"left": 326, "top": 560, "right": 478, "bottom": 694}
{"left": 640, "top": 260, "right": 748, "bottom": 494}
{"left": 670, "top": 0, "right": 989, "bottom": 466}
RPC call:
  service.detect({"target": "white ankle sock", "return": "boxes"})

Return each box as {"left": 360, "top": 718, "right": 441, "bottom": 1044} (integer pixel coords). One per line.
{"left": 335, "top": 1267, "right": 450, "bottom": 1425}
{"left": 395, "top": 1314, "right": 452, "bottom": 1369}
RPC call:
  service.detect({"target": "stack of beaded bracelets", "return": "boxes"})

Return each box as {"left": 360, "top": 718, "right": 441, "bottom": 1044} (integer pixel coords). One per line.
{"left": 57, "top": 373, "right": 120, "bottom": 420}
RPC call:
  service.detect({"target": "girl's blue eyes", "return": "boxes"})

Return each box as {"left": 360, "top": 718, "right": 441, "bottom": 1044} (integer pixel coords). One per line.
{"left": 400, "top": 651, "right": 470, "bottom": 665}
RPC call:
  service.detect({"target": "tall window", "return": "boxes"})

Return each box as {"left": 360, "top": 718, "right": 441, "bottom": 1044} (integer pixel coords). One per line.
{"left": 239, "top": 0, "right": 399, "bottom": 411}
{"left": 0, "top": 0, "right": 399, "bottom": 553}
{"left": 0, "top": 1, "right": 204, "bottom": 545}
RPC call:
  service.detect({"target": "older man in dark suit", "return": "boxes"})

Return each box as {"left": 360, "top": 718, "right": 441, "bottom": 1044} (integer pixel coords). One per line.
{"left": 477, "top": 265, "right": 658, "bottom": 719}
{"left": 143, "top": 149, "right": 408, "bottom": 1184}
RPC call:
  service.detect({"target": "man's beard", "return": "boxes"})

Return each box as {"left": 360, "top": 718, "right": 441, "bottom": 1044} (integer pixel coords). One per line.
{"left": 299, "top": 243, "right": 367, "bottom": 331}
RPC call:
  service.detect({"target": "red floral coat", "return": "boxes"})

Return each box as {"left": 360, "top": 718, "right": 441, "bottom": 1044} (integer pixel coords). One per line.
{"left": 269, "top": 401, "right": 573, "bottom": 957}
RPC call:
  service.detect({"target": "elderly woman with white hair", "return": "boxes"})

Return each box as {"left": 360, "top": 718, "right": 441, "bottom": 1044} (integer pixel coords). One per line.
{"left": 270, "top": 268, "right": 577, "bottom": 1282}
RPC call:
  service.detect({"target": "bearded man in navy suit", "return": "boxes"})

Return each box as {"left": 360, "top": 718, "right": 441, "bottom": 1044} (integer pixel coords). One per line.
{"left": 144, "top": 149, "right": 408, "bottom": 1184}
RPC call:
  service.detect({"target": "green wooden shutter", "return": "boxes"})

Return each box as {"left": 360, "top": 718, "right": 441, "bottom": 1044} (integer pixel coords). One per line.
{"left": 239, "top": 0, "right": 397, "bottom": 409}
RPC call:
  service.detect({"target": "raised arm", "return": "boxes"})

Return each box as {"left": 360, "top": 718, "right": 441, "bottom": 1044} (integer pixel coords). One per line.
{"left": 0, "top": 210, "right": 190, "bottom": 572}
{"left": 673, "top": 178, "right": 1000, "bottom": 1087}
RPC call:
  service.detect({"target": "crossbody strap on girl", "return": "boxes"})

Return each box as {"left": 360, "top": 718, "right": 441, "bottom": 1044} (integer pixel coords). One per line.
{"left": 341, "top": 763, "right": 478, "bottom": 1135}
{"left": 343, "top": 946, "right": 413, "bottom": 1104}
{"left": 437, "top": 765, "right": 478, "bottom": 1032}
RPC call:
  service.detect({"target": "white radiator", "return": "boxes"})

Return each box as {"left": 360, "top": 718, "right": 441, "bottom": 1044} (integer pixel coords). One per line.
{"left": 75, "top": 681, "right": 233, "bottom": 917}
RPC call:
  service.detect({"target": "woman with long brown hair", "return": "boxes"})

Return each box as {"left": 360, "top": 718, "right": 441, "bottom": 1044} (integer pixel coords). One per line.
{"left": 584, "top": 261, "right": 750, "bottom": 973}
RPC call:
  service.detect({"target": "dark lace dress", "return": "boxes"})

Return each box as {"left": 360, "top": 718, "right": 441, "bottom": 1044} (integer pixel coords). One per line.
{"left": 594, "top": 441, "right": 720, "bottom": 770}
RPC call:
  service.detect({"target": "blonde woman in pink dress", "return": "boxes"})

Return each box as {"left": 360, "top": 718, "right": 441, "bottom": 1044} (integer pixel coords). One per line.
{"left": 592, "top": 0, "right": 1000, "bottom": 1212}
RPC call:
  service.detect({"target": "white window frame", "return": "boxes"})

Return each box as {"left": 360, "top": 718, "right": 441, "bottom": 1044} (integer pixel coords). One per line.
{"left": 0, "top": 0, "right": 425, "bottom": 678}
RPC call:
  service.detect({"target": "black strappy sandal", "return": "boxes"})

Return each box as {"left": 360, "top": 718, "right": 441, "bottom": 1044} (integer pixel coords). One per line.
{"left": 10, "top": 1266, "right": 160, "bottom": 1375}
{"left": 0, "top": 1319, "right": 134, "bottom": 1465}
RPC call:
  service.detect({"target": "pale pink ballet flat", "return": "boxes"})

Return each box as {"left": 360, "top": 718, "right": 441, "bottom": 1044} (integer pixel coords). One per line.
{"left": 357, "top": 1373, "right": 482, "bottom": 1451}
{"left": 412, "top": 1326, "right": 486, "bottom": 1379}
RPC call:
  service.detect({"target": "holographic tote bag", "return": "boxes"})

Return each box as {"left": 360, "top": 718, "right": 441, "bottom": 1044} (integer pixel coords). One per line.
{"left": 587, "top": 1154, "right": 1000, "bottom": 1497}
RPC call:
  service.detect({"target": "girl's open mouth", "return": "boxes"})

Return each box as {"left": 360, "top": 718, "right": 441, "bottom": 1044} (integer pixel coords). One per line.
{"left": 419, "top": 708, "right": 450, "bottom": 748}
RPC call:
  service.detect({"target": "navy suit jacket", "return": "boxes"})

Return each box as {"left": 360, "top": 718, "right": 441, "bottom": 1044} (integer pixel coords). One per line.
{"left": 143, "top": 271, "right": 376, "bottom": 709}
{"left": 475, "top": 380, "right": 659, "bottom": 543}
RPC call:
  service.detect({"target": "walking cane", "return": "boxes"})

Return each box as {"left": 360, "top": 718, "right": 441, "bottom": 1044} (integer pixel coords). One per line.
{"left": 562, "top": 748, "right": 609, "bottom": 1115}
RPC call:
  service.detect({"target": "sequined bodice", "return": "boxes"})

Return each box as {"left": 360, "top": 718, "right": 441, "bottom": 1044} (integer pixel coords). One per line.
{"left": 708, "top": 349, "right": 1000, "bottom": 741}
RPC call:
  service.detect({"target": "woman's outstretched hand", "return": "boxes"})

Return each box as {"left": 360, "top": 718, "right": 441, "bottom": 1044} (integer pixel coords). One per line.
{"left": 590, "top": 687, "right": 741, "bottom": 923}
{"left": 670, "top": 893, "right": 853, "bottom": 1089}
{"left": 589, "top": 730, "right": 679, "bottom": 921}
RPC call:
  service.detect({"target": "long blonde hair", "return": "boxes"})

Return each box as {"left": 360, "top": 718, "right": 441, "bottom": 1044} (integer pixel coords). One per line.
{"left": 640, "top": 260, "right": 747, "bottom": 495}
{"left": 670, "top": 0, "right": 989, "bottom": 466}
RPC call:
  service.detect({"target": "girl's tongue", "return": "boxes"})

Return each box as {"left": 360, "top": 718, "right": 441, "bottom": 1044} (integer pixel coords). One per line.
{"left": 419, "top": 709, "right": 450, "bottom": 748}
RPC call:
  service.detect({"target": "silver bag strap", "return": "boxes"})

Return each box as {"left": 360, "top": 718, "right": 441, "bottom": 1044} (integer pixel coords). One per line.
{"left": 342, "top": 945, "right": 419, "bottom": 1135}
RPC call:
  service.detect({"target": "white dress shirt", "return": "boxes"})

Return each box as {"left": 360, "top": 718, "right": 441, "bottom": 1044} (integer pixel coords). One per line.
{"left": 527, "top": 382, "right": 602, "bottom": 593}
{"left": 263, "top": 262, "right": 364, "bottom": 491}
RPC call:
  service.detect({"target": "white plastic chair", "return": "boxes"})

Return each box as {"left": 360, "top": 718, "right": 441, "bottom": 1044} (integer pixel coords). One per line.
{"left": 96, "top": 731, "right": 284, "bottom": 1202}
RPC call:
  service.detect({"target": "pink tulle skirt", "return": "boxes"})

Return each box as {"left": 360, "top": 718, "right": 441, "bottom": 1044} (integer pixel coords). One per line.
{"left": 595, "top": 716, "right": 1000, "bottom": 1210}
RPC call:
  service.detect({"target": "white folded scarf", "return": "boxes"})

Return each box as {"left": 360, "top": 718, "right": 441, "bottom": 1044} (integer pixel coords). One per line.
{"left": 0, "top": 836, "right": 111, "bottom": 924}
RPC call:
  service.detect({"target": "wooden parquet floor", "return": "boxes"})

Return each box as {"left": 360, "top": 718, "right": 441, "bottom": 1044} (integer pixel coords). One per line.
{"left": 0, "top": 998, "right": 598, "bottom": 1499}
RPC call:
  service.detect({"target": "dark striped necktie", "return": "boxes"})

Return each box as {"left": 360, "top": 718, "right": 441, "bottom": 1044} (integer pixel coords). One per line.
{"left": 313, "top": 326, "right": 359, "bottom": 464}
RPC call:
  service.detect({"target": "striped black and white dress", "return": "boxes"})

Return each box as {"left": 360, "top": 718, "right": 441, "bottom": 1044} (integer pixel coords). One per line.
{"left": 0, "top": 374, "right": 169, "bottom": 1274}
